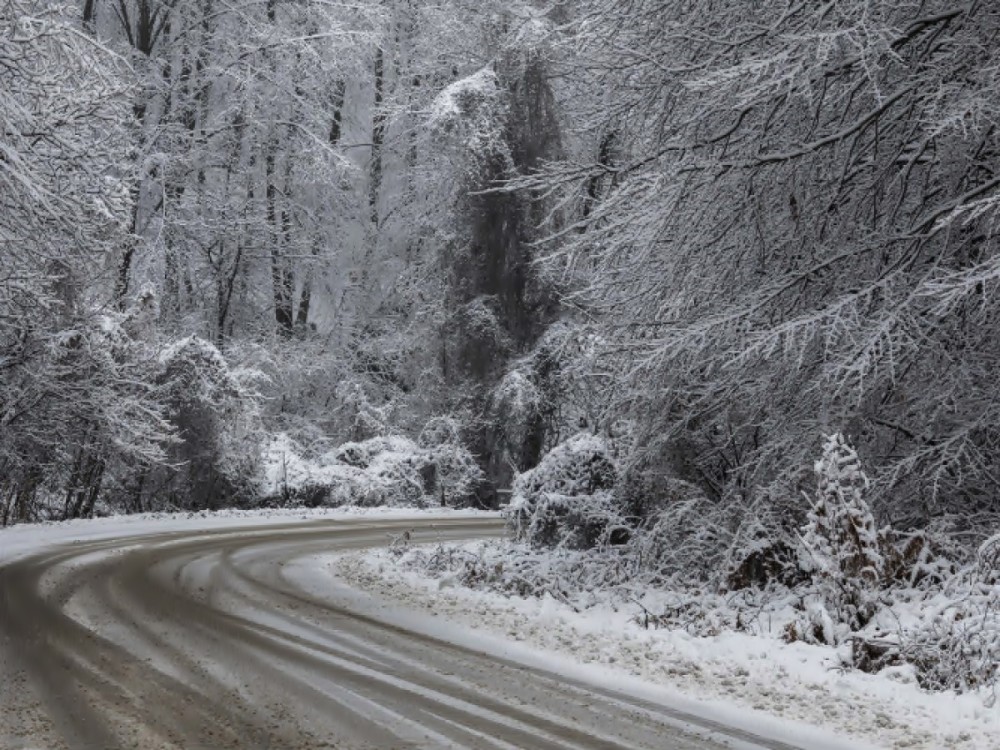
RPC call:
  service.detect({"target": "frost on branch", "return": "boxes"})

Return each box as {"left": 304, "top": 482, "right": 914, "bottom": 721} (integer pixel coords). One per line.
{"left": 634, "top": 487, "right": 733, "bottom": 587}
{"left": 800, "top": 433, "right": 883, "bottom": 636}
{"left": 507, "top": 433, "right": 621, "bottom": 549}
{"left": 900, "top": 534, "right": 1000, "bottom": 696}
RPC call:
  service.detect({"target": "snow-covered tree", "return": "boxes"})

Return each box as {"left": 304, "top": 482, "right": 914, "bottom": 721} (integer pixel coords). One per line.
{"left": 512, "top": 0, "right": 1000, "bottom": 543}
{"left": 0, "top": 0, "right": 147, "bottom": 522}
{"left": 141, "top": 335, "right": 264, "bottom": 510}
{"left": 801, "top": 433, "right": 883, "bottom": 633}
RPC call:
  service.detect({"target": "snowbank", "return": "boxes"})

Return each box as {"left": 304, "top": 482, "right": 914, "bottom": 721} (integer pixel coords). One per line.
{"left": 332, "top": 540, "right": 1000, "bottom": 750}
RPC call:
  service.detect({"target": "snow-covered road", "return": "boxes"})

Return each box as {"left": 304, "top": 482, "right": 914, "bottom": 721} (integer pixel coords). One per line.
{"left": 1, "top": 513, "right": 809, "bottom": 750}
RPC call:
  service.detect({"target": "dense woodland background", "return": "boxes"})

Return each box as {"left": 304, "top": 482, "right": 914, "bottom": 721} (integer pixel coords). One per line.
{"left": 3, "top": 0, "right": 1000, "bottom": 599}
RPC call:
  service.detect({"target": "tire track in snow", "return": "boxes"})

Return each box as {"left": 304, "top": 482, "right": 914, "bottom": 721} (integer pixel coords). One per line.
{"left": 0, "top": 516, "right": 794, "bottom": 749}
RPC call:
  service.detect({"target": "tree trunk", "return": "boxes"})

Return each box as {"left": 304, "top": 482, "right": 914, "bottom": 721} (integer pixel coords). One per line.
{"left": 267, "top": 146, "right": 294, "bottom": 335}
{"left": 82, "top": 0, "right": 98, "bottom": 32}
{"left": 370, "top": 46, "right": 385, "bottom": 229}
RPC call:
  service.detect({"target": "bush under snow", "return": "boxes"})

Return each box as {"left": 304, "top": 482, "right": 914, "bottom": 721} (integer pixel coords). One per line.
{"left": 261, "top": 425, "right": 481, "bottom": 509}
{"left": 798, "top": 433, "right": 884, "bottom": 638}
{"left": 899, "top": 534, "right": 1000, "bottom": 698}
{"left": 507, "top": 432, "right": 621, "bottom": 549}
{"left": 393, "top": 429, "right": 1000, "bottom": 705}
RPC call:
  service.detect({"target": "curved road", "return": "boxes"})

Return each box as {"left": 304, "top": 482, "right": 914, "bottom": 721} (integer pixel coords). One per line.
{"left": 0, "top": 516, "right": 798, "bottom": 750}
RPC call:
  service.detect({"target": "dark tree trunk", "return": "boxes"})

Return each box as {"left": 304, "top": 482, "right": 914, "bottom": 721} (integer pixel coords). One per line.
{"left": 266, "top": 146, "right": 294, "bottom": 335}
{"left": 83, "top": 0, "right": 98, "bottom": 31}
{"left": 329, "top": 79, "right": 345, "bottom": 145}
{"left": 295, "top": 266, "right": 312, "bottom": 330}
{"left": 370, "top": 46, "right": 385, "bottom": 228}
{"left": 444, "top": 49, "right": 562, "bottom": 506}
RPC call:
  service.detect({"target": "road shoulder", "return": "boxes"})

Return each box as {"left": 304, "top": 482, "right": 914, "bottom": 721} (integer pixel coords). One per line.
{"left": 326, "top": 544, "right": 999, "bottom": 750}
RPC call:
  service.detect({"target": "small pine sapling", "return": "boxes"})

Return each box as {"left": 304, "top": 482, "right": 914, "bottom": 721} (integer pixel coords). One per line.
{"left": 800, "top": 433, "right": 883, "bottom": 637}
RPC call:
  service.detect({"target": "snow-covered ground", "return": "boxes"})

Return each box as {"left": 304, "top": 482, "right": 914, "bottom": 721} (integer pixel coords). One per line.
{"left": 6, "top": 508, "right": 998, "bottom": 749}
{"left": 330, "top": 540, "right": 1000, "bottom": 750}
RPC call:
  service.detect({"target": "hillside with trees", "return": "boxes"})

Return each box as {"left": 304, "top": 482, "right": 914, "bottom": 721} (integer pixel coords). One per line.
{"left": 3, "top": 0, "right": 1000, "bottom": 700}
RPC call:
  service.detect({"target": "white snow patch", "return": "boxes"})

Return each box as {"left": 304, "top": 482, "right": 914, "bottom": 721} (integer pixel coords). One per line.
{"left": 427, "top": 67, "right": 501, "bottom": 125}
{"left": 326, "top": 542, "right": 1000, "bottom": 750}
{"left": 261, "top": 431, "right": 366, "bottom": 496}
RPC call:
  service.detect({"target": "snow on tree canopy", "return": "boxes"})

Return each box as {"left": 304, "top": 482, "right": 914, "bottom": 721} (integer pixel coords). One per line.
{"left": 493, "top": 368, "right": 542, "bottom": 441}
{"left": 158, "top": 336, "right": 241, "bottom": 403}
{"left": 427, "top": 67, "right": 506, "bottom": 157}
{"left": 511, "top": 13, "right": 553, "bottom": 52}
{"left": 428, "top": 67, "right": 501, "bottom": 125}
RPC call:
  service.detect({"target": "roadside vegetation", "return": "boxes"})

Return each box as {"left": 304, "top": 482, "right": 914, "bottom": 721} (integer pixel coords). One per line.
{"left": 391, "top": 431, "right": 1000, "bottom": 699}
{"left": 3, "top": 0, "right": 1000, "bottom": 707}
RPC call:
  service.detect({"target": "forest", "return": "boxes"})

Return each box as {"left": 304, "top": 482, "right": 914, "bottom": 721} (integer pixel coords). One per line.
{"left": 3, "top": 0, "right": 1000, "bottom": 697}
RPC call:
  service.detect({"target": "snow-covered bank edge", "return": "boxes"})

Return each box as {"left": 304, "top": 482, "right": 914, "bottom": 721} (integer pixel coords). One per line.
{"left": 324, "top": 544, "right": 1000, "bottom": 750}
{"left": 0, "top": 506, "right": 498, "bottom": 565}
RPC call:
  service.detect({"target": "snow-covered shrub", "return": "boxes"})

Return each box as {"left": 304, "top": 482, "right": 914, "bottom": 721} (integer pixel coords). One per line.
{"left": 333, "top": 435, "right": 415, "bottom": 469}
{"left": 507, "top": 433, "right": 621, "bottom": 549}
{"left": 783, "top": 599, "right": 840, "bottom": 647}
{"left": 359, "top": 442, "right": 428, "bottom": 507}
{"left": 799, "top": 433, "right": 883, "bottom": 638}
{"left": 880, "top": 529, "right": 957, "bottom": 589}
{"left": 314, "top": 435, "right": 429, "bottom": 507}
{"left": 261, "top": 432, "right": 334, "bottom": 505}
{"left": 635, "top": 486, "right": 734, "bottom": 586}
{"left": 363, "top": 434, "right": 477, "bottom": 507}
{"left": 262, "top": 433, "right": 411, "bottom": 507}
{"left": 900, "top": 538, "right": 1000, "bottom": 696}
{"left": 331, "top": 441, "right": 369, "bottom": 469}
{"left": 630, "top": 588, "right": 788, "bottom": 637}
{"left": 390, "top": 538, "right": 638, "bottom": 610}
{"left": 613, "top": 466, "right": 669, "bottom": 524}
{"left": 492, "top": 368, "right": 544, "bottom": 455}
{"left": 977, "top": 533, "right": 1000, "bottom": 585}
{"left": 418, "top": 417, "right": 483, "bottom": 506}
{"left": 427, "top": 442, "right": 482, "bottom": 505}
{"left": 725, "top": 537, "right": 804, "bottom": 591}
{"left": 260, "top": 429, "right": 480, "bottom": 508}
{"left": 152, "top": 336, "right": 264, "bottom": 510}
{"left": 515, "top": 432, "right": 618, "bottom": 498}
{"left": 249, "top": 334, "right": 390, "bottom": 449}
{"left": 613, "top": 464, "right": 709, "bottom": 525}
{"left": 334, "top": 433, "right": 478, "bottom": 507}
{"left": 722, "top": 498, "right": 811, "bottom": 590}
